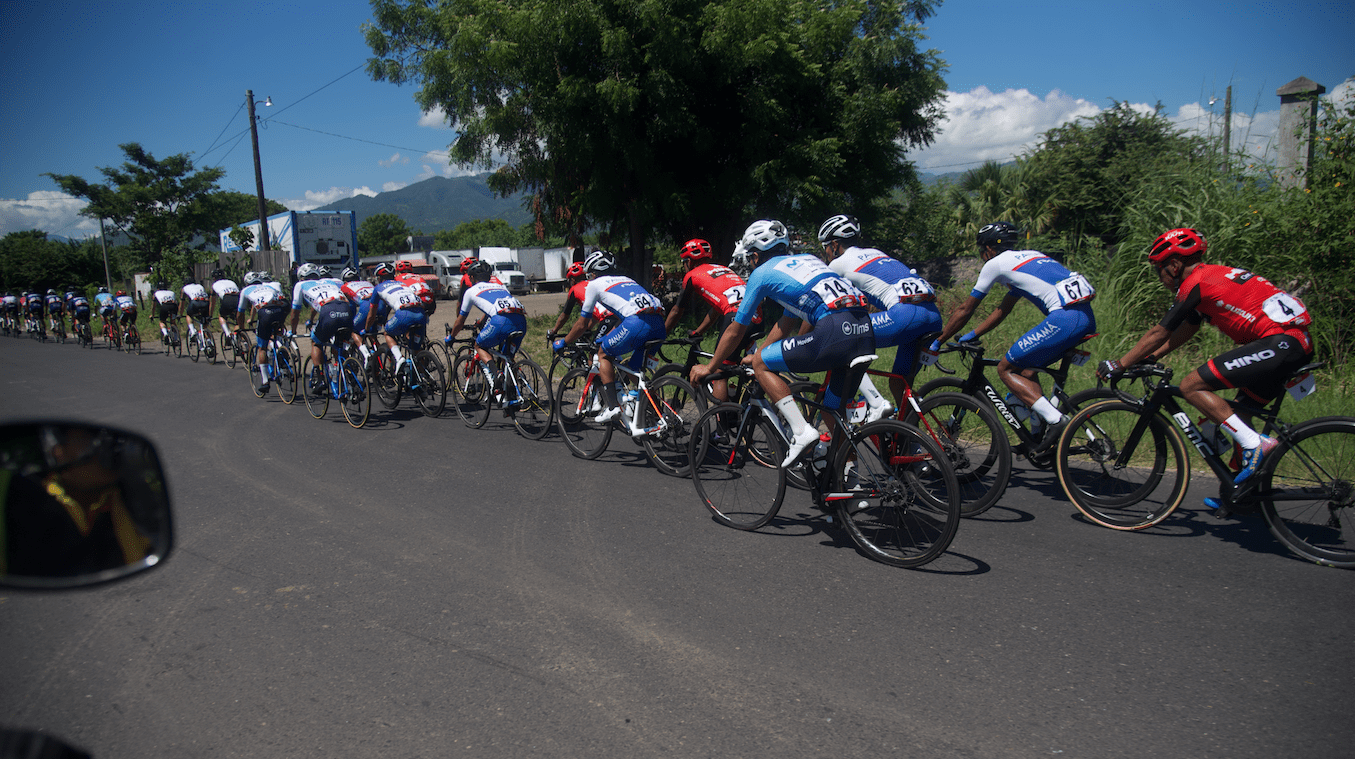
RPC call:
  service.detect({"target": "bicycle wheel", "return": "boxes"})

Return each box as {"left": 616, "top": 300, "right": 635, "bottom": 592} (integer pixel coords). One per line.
{"left": 913, "top": 391, "right": 1012, "bottom": 517}
{"left": 512, "top": 359, "right": 553, "bottom": 440}
{"left": 834, "top": 420, "right": 961, "bottom": 568}
{"left": 690, "top": 403, "right": 787, "bottom": 530}
{"left": 187, "top": 329, "right": 200, "bottom": 362}
{"left": 555, "top": 367, "right": 612, "bottom": 459}
{"left": 639, "top": 375, "right": 706, "bottom": 477}
{"left": 451, "top": 354, "right": 492, "bottom": 428}
{"left": 339, "top": 357, "right": 371, "bottom": 428}
{"left": 275, "top": 346, "right": 298, "bottom": 404}
{"left": 373, "top": 347, "right": 402, "bottom": 409}
{"left": 225, "top": 331, "right": 239, "bottom": 368}
{"left": 1259, "top": 418, "right": 1355, "bottom": 568}
{"left": 1055, "top": 400, "right": 1190, "bottom": 530}
{"left": 171, "top": 328, "right": 182, "bottom": 357}
{"left": 409, "top": 349, "right": 447, "bottom": 417}
{"left": 426, "top": 339, "right": 454, "bottom": 376}
{"left": 129, "top": 328, "right": 142, "bottom": 355}
{"left": 204, "top": 334, "right": 217, "bottom": 364}
{"left": 302, "top": 357, "right": 329, "bottom": 418}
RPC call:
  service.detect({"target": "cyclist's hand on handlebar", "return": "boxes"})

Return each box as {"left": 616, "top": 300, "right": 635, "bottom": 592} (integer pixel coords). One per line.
{"left": 1096, "top": 359, "right": 1123, "bottom": 381}
{"left": 552, "top": 338, "right": 566, "bottom": 354}
{"left": 959, "top": 330, "right": 979, "bottom": 343}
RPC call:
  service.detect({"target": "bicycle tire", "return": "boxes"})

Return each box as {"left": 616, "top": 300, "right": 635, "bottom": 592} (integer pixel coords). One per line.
{"left": 225, "top": 331, "right": 239, "bottom": 368}
{"left": 639, "top": 375, "right": 706, "bottom": 477}
{"left": 689, "top": 403, "right": 786, "bottom": 530}
{"left": 1055, "top": 400, "right": 1190, "bottom": 530}
{"left": 834, "top": 420, "right": 961, "bottom": 568}
{"left": 373, "top": 347, "right": 402, "bottom": 409}
{"left": 426, "top": 339, "right": 454, "bottom": 375}
{"left": 187, "top": 328, "right": 200, "bottom": 362}
{"left": 512, "top": 359, "right": 553, "bottom": 440}
{"left": 451, "top": 354, "right": 492, "bottom": 428}
{"left": 338, "top": 357, "right": 371, "bottom": 428}
{"left": 204, "top": 334, "right": 217, "bottom": 364}
{"left": 302, "top": 357, "right": 329, "bottom": 418}
{"left": 129, "top": 327, "right": 141, "bottom": 355}
{"left": 1259, "top": 417, "right": 1355, "bottom": 568}
{"left": 171, "top": 327, "right": 182, "bottom": 358}
{"left": 410, "top": 350, "right": 447, "bottom": 417}
{"left": 272, "top": 345, "right": 297, "bottom": 404}
{"left": 556, "top": 367, "right": 612, "bottom": 459}
{"left": 911, "top": 391, "right": 1012, "bottom": 516}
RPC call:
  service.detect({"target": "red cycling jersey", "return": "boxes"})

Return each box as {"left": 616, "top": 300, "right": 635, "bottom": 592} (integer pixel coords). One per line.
{"left": 678, "top": 263, "right": 747, "bottom": 316}
{"left": 565, "top": 280, "right": 608, "bottom": 321}
{"left": 1162, "top": 264, "right": 1311, "bottom": 346}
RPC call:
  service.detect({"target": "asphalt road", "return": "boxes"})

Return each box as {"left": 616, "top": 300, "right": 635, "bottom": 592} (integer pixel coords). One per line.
{"left": 2, "top": 335, "right": 1352, "bottom": 759}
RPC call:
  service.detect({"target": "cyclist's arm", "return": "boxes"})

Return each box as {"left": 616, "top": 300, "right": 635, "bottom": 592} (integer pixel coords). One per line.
{"left": 935, "top": 292, "right": 990, "bottom": 344}
{"left": 691, "top": 320, "right": 753, "bottom": 385}
{"left": 559, "top": 312, "right": 597, "bottom": 346}
{"left": 689, "top": 308, "right": 718, "bottom": 337}
{"left": 1117, "top": 320, "right": 1200, "bottom": 367}
{"left": 550, "top": 294, "right": 579, "bottom": 335}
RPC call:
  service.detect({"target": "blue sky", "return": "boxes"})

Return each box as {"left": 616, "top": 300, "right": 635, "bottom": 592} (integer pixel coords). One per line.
{"left": 2, "top": 0, "right": 1351, "bottom": 239}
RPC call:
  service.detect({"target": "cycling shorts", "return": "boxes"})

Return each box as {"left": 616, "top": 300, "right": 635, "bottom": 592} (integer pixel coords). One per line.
{"left": 185, "top": 301, "right": 209, "bottom": 320}
{"left": 118, "top": 309, "right": 137, "bottom": 326}
{"left": 352, "top": 302, "right": 373, "bottom": 335}
{"left": 761, "top": 310, "right": 874, "bottom": 410}
{"left": 869, "top": 301, "right": 943, "bottom": 378}
{"left": 383, "top": 307, "right": 428, "bottom": 343}
{"left": 598, "top": 312, "right": 666, "bottom": 373}
{"left": 217, "top": 293, "right": 240, "bottom": 318}
{"left": 476, "top": 312, "right": 528, "bottom": 355}
{"left": 73, "top": 306, "right": 91, "bottom": 322}
{"left": 99, "top": 304, "right": 115, "bottom": 317}
{"left": 1199, "top": 331, "right": 1314, "bottom": 403}
{"left": 1004, "top": 303, "right": 1096, "bottom": 369}
{"left": 254, "top": 305, "right": 288, "bottom": 347}
{"left": 311, "top": 301, "right": 355, "bottom": 347}
{"left": 156, "top": 302, "right": 177, "bottom": 322}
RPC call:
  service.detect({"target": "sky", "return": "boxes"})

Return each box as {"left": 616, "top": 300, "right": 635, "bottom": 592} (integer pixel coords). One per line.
{"left": 2, "top": 0, "right": 1352, "bottom": 240}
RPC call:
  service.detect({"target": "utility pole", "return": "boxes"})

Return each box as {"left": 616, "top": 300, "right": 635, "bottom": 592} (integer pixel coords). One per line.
{"left": 247, "top": 89, "right": 271, "bottom": 251}
{"left": 1222, "top": 85, "right": 1232, "bottom": 173}
{"left": 98, "top": 217, "right": 113, "bottom": 292}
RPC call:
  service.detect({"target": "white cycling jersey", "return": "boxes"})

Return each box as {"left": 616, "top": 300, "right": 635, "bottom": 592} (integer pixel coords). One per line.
{"left": 212, "top": 279, "right": 240, "bottom": 297}
{"left": 182, "top": 283, "right": 209, "bottom": 302}
{"left": 972, "top": 249, "right": 1094, "bottom": 315}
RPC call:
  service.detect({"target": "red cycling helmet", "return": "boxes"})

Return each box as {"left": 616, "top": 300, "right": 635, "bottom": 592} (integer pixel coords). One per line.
{"left": 460, "top": 258, "right": 474, "bottom": 273}
{"left": 566, "top": 262, "right": 585, "bottom": 279}
{"left": 394, "top": 260, "right": 413, "bottom": 273}
{"left": 1149, "top": 228, "right": 1207, "bottom": 265}
{"left": 680, "top": 238, "right": 713, "bottom": 262}
{"left": 115, "top": 290, "right": 126, "bottom": 297}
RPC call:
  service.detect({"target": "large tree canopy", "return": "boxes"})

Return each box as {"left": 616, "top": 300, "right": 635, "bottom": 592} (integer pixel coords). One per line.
{"left": 357, "top": 212, "right": 414, "bottom": 257}
{"left": 45, "top": 143, "right": 227, "bottom": 265}
{"left": 365, "top": 0, "right": 947, "bottom": 273}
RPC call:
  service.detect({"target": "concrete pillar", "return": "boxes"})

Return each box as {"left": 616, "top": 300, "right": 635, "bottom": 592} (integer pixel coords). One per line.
{"left": 1276, "top": 76, "right": 1326, "bottom": 190}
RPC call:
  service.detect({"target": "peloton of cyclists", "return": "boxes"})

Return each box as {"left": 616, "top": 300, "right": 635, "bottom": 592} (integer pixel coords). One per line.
{"left": 1098, "top": 227, "right": 1315, "bottom": 499}
{"left": 690, "top": 220, "right": 875, "bottom": 467}
{"left": 932, "top": 221, "right": 1099, "bottom": 451}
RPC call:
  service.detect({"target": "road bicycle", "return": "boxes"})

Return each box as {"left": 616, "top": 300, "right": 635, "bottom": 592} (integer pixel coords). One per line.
{"left": 102, "top": 319, "right": 121, "bottom": 350}
{"left": 247, "top": 331, "right": 298, "bottom": 403}
{"left": 222, "top": 325, "right": 242, "bottom": 368}
{"left": 25, "top": 313, "right": 46, "bottom": 341}
{"left": 120, "top": 320, "right": 142, "bottom": 355}
{"left": 554, "top": 338, "right": 707, "bottom": 477}
{"left": 371, "top": 331, "right": 446, "bottom": 418}
{"left": 74, "top": 318, "right": 93, "bottom": 348}
{"left": 302, "top": 327, "right": 371, "bottom": 428}
{"left": 50, "top": 314, "right": 66, "bottom": 344}
{"left": 449, "top": 335, "right": 553, "bottom": 439}
{"left": 161, "top": 314, "right": 183, "bottom": 358}
{"left": 1054, "top": 361, "right": 1354, "bottom": 568}
{"left": 686, "top": 358, "right": 962, "bottom": 568}
{"left": 185, "top": 318, "right": 216, "bottom": 364}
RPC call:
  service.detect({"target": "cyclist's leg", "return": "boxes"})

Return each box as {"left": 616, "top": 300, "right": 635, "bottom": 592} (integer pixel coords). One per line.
{"left": 1002, "top": 305, "right": 1095, "bottom": 439}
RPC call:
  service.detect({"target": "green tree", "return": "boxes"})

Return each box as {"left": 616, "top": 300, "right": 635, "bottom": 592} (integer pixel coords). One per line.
{"left": 432, "top": 218, "right": 532, "bottom": 249}
{"left": 0, "top": 232, "right": 105, "bottom": 292}
{"left": 364, "top": 0, "right": 947, "bottom": 275}
{"left": 45, "top": 143, "right": 226, "bottom": 265}
{"left": 357, "top": 213, "right": 413, "bottom": 257}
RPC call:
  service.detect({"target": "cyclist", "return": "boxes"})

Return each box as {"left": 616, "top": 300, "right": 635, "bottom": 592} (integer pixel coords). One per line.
{"left": 24, "top": 290, "right": 45, "bottom": 337}
{"left": 1097, "top": 227, "right": 1314, "bottom": 488}
{"left": 180, "top": 277, "right": 211, "bottom": 344}
{"left": 68, "top": 289, "right": 92, "bottom": 340}
{"left": 932, "top": 221, "right": 1098, "bottom": 450}
{"left": 690, "top": 220, "right": 875, "bottom": 466}
{"left": 150, "top": 281, "right": 179, "bottom": 345}
{"left": 363, "top": 263, "right": 428, "bottom": 375}
{"left": 289, "top": 263, "right": 353, "bottom": 382}
{"left": 44, "top": 289, "right": 65, "bottom": 336}
{"left": 819, "top": 214, "right": 942, "bottom": 422}
{"left": 448, "top": 260, "right": 528, "bottom": 407}
{"left": 553, "top": 250, "right": 668, "bottom": 423}
{"left": 339, "top": 266, "right": 377, "bottom": 364}
{"left": 236, "top": 271, "right": 290, "bottom": 395}
{"left": 113, "top": 290, "right": 138, "bottom": 340}
{"left": 93, "top": 286, "right": 115, "bottom": 341}
{"left": 547, "top": 261, "right": 613, "bottom": 341}
{"left": 394, "top": 260, "right": 438, "bottom": 318}
{"left": 208, "top": 269, "right": 241, "bottom": 348}
{"left": 664, "top": 238, "right": 763, "bottom": 404}
{"left": 1, "top": 291, "right": 17, "bottom": 333}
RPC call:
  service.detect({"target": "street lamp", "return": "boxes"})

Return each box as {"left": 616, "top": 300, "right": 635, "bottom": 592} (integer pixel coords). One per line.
{"left": 246, "top": 90, "right": 272, "bottom": 251}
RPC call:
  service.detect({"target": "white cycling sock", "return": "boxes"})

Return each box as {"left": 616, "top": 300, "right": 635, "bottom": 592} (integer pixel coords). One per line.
{"left": 775, "top": 396, "right": 809, "bottom": 437}
{"left": 1031, "top": 396, "right": 1064, "bottom": 425}
{"left": 1222, "top": 415, "right": 1262, "bottom": 449}
{"left": 857, "top": 374, "right": 890, "bottom": 410}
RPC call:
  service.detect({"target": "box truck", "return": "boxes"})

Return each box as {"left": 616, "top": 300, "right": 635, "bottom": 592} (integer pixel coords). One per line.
{"left": 220, "top": 210, "right": 358, "bottom": 270}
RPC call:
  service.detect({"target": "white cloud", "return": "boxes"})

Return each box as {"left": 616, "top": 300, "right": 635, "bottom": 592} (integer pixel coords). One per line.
{"left": 418, "top": 106, "right": 451, "bottom": 129}
{"left": 284, "top": 186, "right": 379, "bottom": 212}
{"left": 0, "top": 191, "right": 98, "bottom": 238}
{"left": 382, "top": 181, "right": 409, "bottom": 193}
{"left": 378, "top": 152, "right": 410, "bottom": 167}
{"left": 910, "top": 87, "right": 1107, "bottom": 170}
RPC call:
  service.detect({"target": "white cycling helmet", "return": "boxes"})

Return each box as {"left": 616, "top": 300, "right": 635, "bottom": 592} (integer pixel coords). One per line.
{"left": 583, "top": 250, "right": 616, "bottom": 276}
{"left": 243, "top": 271, "right": 263, "bottom": 285}
{"left": 817, "top": 214, "right": 860, "bottom": 245}
{"left": 741, "top": 220, "right": 789, "bottom": 254}
{"left": 297, "top": 262, "right": 320, "bottom": 280}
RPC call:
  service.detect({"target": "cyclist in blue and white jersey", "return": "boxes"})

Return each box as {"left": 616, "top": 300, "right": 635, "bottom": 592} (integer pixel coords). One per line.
{"left": 449, "top": 260, "right": 529, "bottom": 408}
{"left": 1, "top": 291, "right": 18, "bottom": 332}
{"left": 932, "top": 221, "right": 1098, "bottom": 449}
{"left": 236, "top": 271, "right": 290, "bottom": 395}
{"left": 44, "top": 289, "right": 65, "bottom": 335}
{"left": 553, "top": 250, "right": 667, "bottom": 423}
{"left": 93, "top": 286, "right": 115, "bottom": 339}
{"left": 819, "top": 214, "right": 942, "bottom": 422}
{"left": 209, "top": 269, "right": 241, "bottom": 348}
{"left": 112, "top": 290, "right": 137, "bottom": 332}
{"left": 23, "top": 291, "right": 45, "bottom": 336}
{"left": 363, "top": 262, "right": 428, "bottom": 374}
{"left": 289, "top": 263, "right": 353, "bottom": 377}
{"left": 690, "top": 219, "right": 875, "bottom": 466}
{"left": 68, "top": 290, "right": 92, "bottom": 337}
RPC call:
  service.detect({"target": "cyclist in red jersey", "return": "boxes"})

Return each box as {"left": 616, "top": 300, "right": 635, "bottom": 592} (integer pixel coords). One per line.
{"left": 547, "top": 261, "right": 591, "bottom": 339}
{"left": 1098, "top": 228, "right": 1314, "bottom": 487}
{"left": 664, "top": 238, "right": 762, "bottom": 402}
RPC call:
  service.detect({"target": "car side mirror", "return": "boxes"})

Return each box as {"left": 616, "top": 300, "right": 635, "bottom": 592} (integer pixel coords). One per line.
{"left": 0, "top": 422, "right": 173, "bottom": 589}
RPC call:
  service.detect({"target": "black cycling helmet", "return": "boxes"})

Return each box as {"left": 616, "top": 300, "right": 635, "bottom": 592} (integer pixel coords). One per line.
{"left": 583, "top": 250, "right": 616, "bottom": 276}
{"left": 976, "top": 221, "right": 1021, "bottom": 252}
{"left": 210, "top": 268, "right": 225, "bottom": 279}
{"left": 183, "top": 277, "right": 196, "bottom": 287}
{"left": 817, "top": 214, "right": 861, "bottom": 245}
{"left": 468, "top": 259, "right": 494, "bottom": 281}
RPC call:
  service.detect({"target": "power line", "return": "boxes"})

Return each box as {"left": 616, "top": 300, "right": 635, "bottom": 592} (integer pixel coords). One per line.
{"left": 265, "top": 119, "right": 450, "bottom": 157}
{"left": 200, "top": 102, "right": 245, "bottom": 159}
{"left": 267, "top": 63, "right": 365, "bottom": 120}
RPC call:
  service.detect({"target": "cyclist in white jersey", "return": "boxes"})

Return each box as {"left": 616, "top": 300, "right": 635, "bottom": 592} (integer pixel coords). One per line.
{"left": 208, "top": 270, "right": 241, "bottom": 346}
{"left": 237, "top": 271, "right": 290, "bottom": 394}
{"left": 932, "top": 221, "right": 1098, "bottom": 449}
{"left": 150, "top": 282, "right": 178, "bottom": 344}
{"left": 180, "top": 278, "right": 211, "bottom": 342}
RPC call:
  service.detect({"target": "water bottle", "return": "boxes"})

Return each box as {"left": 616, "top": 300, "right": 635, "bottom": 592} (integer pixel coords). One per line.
{"left": 622, "top": 389, "right": 639, "bottom": 417}
{"left": 1005, "top": 392, "right": 1043, "bottom": 436}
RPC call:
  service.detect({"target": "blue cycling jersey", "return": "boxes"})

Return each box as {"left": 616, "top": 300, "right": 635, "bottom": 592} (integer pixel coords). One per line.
{"left": 734, "top": 254, "right": 866, "bottom": 326}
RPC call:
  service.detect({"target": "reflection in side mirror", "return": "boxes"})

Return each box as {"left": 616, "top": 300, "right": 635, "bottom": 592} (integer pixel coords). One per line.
{"left": 0, "top": 422, "right": 173, "bottom": 589}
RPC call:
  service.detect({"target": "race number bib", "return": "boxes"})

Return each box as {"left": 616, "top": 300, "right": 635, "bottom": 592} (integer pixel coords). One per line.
{"left": 894, "top": 277, "right": 935, "bottom": 302}
{"left": 1056, "top": 273, "right": 1094, "bottom": 306}
{"left": 1262, "top": 292, "right": 1307, "bottom": 325}
{"left": 721, "top": 284, "right": 746, "bottom": 306}
{"left": 812, "top": 277, "right": 866, "bottom": 311}
{"left": 631, "top": 292, "right": 661, "bottom": 312}
{"left": 1286, "top": 372, "right": 1316, "bottom": 401}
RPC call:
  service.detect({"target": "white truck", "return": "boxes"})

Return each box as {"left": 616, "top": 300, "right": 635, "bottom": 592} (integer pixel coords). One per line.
{"left": 219, "top": 210, "right": 358, "bottom": 271}
{"left": 517, "top": 247, "right": 571, "bottom": 292}
{"left": 427, "top": 250, "right": 471, "bottom": 298}
{"left": 476, "top": 246, "right": 529, "bottom": 295}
